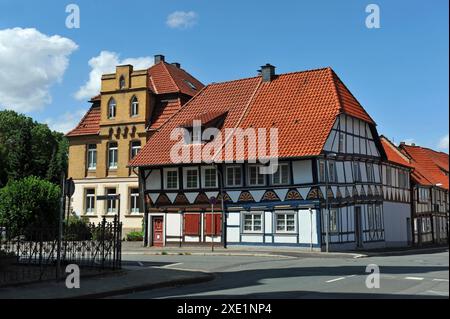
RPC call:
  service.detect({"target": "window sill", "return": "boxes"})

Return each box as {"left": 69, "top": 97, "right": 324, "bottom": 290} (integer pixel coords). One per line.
{"left": 83, "top": 214, "right": 98, "bottom": 217}
{"left": 125, "top": 213, "right": 144, "bottom": 217}
{"left": 102, "top": 214, "right": 118, "bottom": 218}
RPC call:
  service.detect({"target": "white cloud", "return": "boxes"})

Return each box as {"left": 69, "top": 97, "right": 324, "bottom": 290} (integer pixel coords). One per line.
{"left": 44, "top": 109, "right": 88, "bottom": 134}
{"left": 438, "top": 134, "right": 449, "bottom": 150}
{"left": 0, "top": 27, "right": 78, "bottom": 112}
{"left": 75, "top": 51, "right": 153, "bottom": 101}
{"left": 166, "top": 11, "right": 198, "bottom": 29}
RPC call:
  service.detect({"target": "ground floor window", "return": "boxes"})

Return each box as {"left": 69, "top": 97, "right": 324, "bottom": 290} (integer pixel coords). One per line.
{"left": 184, "top": 214, "right": 201, "bottom": 236}
{"left": 329, "top": 209, "right": 338, "bottom": 233}
{"left": 275, "top": 212, "right": 296, "bottom": 233}
{"left": 243, "top": 213, "right": 262, "bottom": 232}
{"left": 204, "top": 213, "right": 222, "bottom": 236}
{"left": 85, "top": 189, "right": 95, "bottom": 214}
{"left": 106, "top": 188, "right": 117, "bottom": 214}
{"left": 130, "top": 188, "right": 140, "bottom": 214}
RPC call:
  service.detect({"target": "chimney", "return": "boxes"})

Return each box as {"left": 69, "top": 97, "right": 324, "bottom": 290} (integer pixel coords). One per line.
{"left": 172, "top": 62, "right": 181, "bottom": 68}
{"left": 154, "top": 54, "right": 165, "bottom": 64}
{"left": 260, "top": 64, "right": 276, "bottom": 82}
{"left": 400, "top": 142, "right": 406, "bottom": 146}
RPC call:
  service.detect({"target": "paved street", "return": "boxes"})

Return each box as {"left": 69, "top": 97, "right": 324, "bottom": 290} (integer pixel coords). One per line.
{"left": 115, "top": 250, "right": 449, "bottom": 299}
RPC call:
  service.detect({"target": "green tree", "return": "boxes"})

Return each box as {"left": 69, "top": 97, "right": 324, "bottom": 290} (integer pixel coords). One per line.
{"left": 0, "top": 176, "right": 61, "bottom": 233}
{"left": 0, "top": 110, "right": 68, "bottom": 185}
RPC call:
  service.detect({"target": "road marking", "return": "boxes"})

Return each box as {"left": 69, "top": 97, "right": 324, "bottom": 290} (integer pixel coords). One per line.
{"left": 137, "top": 261, "right": 144, "bottom": 267}
{"left": 426, "top": 290, "right": 448, "bottom": 296}
{"left": 326, "top": 277, "right": 346, "bottom": 283}
{"left": 432, "top": 278, "right": 449, "bottom": 282}
{"left": 405, "top": 277, "right": 424, "bottom": 281}
{"left": 346, "top": 275, "right": 357, "bottom": 278}
{"left": 160, "top": 262, "right": 184, "bottom": 269}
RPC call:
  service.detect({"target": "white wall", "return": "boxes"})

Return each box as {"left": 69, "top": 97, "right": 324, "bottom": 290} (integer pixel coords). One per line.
{"left": 383, "top": 202, "right": 411, "bottom": 247}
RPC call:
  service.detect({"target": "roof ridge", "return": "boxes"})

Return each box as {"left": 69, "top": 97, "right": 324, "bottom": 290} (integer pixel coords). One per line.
{"left": 330, "top": 69, "right": 376, "bottom": 125}
{"left": 380, "top": 135, "right": 412, "bottom": 164}
{"left": 327, "top": 67, "right": 344, "bottom": 114}
{"left": 161, "top": 62, "right": 181, "bottom": 93}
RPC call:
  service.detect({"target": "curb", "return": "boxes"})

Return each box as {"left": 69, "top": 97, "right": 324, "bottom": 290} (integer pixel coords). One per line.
{"left": 361, "top": 246, "right": 449, "bottom": 257}
{"left": 122, "top": 250, "right": 365, "bottom": 259}
{"left": 67, "top": 272, "right": 215, "bottom": 299}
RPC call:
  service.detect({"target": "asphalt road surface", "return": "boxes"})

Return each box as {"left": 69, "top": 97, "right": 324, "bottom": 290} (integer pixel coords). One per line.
{"left": 114, "top": 250, "right": 449, "bottom": 299}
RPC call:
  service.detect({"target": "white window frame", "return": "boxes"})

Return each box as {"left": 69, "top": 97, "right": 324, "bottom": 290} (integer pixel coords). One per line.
{"left": 108, "top": 98, "right": 116, "bottom": 119}
{"left": 85, "top": 189, "right": 96, "bottom": 215}
{"left": 164, "top": 168, "right": 179, "bottom": 190}
{"left": 130, "top": 140, "right": 141, "bottom": 159}
{"left": 353, "top": 161, "right": 362, "bottom": 182}
{"left": 328, "top": 161, "right": 337, "bottom": 183}
{"left": 106, "top": 188, "right": 117, "bottom": 214}
{"left": 87, "top": 144, "right": 97, "bottom": 170}
{"left": 108, "top": 142, "right": 118, "bottom": 169}
{"left": 130, "top": 96, "right": 139, "bottom": 117}
{"left": 202, "top": 166, "right": 218, "bottom": 188}
{"left": 183, "top": 167, "right": 199, "bottom": 189}
{"left": 275, "top": 211, "right": 296, "bottom": 233}
{"left": 329, "top": 208, "right": 338, "bottom": 233}
{"left": 242, "top": 212, "right": 263, "bottom": 233}
{"left": 225, "top": 165, "right": 242, "bottom": 187}
{"left": 129, "top": 188, "right": 140, "bottom": 214}
{"left": 366, "top": 163, "right": 374, "bottom": 183}
{"left": 271, "top": 163, "right": 290, "bottom": 185}
{"left": 318, "top": 160, "right": 326, "bottom": 182}
{"left": 247, "top": 164, "right": 266, "bottom": 186}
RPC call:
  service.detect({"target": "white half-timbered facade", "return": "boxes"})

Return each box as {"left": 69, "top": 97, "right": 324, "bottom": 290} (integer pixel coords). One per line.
{"left": 130, "top": 64, "right": 416, "bottom": 251}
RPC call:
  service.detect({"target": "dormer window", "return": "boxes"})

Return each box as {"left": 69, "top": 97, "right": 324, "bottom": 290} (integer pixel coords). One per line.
{"left": 130, "top": 96, "right": 139, "bottom": 117}
{"left": 119, "top": 76, "right": 126, "bottom": 89}
{"left": 184, "top": 80, "right": 197, "bottom": 90}
{"left": 181, "top": 111, "right": 227, "bottom": 145}
{"left": 108, "top": 98, "right": 116, "bottom": 119}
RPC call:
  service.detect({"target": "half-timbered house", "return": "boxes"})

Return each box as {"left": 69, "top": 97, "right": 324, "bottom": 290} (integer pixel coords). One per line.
{"left": 399, "top": 144, "right": 449, "bottom": 245}
{"left": 379, "top": 136, "right": 414, "bottom": 247}
{"left": 130, "top": 64, "right": 412, "bottom": 251}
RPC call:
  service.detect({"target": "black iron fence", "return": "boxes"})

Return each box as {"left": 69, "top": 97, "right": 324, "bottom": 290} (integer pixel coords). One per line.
{"left": 0, "top": 216, "right": 122, "bottom": 286}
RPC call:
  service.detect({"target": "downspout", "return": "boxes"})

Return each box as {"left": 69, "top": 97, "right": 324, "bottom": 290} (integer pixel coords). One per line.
{"left": 138, "top": 167, "right": 150, "bottom": 247}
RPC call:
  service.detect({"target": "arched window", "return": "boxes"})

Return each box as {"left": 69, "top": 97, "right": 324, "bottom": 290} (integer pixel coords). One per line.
{"left": 108, "top": 98, "right": 116, "bottom": 119}
{"left": 130, "top": 96, "right": 139, "bottom": 117}
{"left": 119, "top": 76, "right": 126, "bottom": 89}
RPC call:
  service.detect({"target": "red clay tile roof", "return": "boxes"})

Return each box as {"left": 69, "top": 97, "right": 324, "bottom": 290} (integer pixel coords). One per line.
{"left": 68, "top": 61, "right": 204, "bottom": 137}
{"left": 400, "top": 145, "right": 449, "bottom": 190}
{"left": 130, "top": 67, "right": 378, "bottom": 167}
{"left": 66, "top": 105, "right": 101, "bottom": 137}
{"left": 148, "top": 62, "right": 204, "bottom": 96}
{"left": 380, "top": 136, "right": 413, "bottom": 168}
{"left": 149, "top": 99, "right": 183, "bottom": 131}
{"left": 180, "top": 111, "right": 228, "bottom": 128}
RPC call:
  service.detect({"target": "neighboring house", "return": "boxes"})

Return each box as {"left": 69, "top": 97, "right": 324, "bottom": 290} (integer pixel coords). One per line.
{"left": 66, "top": 55, "right": 204, "bottom": 234}
{"left": 399, "top": 143, "right": 449, "bottom": 245}
{"left": 129, "top": 64, "right": 406, "bottom": 251}
{"left": 379, "top": 136, "right": 414, "bottom": 247}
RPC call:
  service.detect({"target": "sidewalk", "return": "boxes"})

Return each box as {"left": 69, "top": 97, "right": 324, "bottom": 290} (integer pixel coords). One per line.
{"left": 121, "top": 241, "right": 449, "bottom": 259}
{"left": 121, "top": 242, "right": 366, "bottom": 259}
{"left": 0, "top": 267, "right": 214, "bottom": 299}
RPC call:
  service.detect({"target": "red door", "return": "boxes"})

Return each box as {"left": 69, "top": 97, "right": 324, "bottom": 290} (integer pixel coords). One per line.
{"left": 152, "top": 217, "right": 164, "bottom": 247}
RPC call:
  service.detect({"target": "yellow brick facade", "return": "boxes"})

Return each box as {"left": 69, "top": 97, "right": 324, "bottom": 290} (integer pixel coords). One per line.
{"left": 68, "top": 64, "right": 152, "bottom": 234}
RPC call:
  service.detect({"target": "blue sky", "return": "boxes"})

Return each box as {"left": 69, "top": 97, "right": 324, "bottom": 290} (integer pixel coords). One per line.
{"left": 0, "top": 0, "right": 448, "bottom": 151}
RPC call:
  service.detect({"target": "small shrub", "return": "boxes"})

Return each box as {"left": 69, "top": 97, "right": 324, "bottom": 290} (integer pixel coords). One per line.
{"left": 161, "top": 251, "right": 168, "bottom": 255}
{"left": 126, "top": 231, "right": 144, "bottom": 242}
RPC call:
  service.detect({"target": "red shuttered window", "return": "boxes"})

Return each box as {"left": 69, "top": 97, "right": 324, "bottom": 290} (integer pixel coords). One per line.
{"left": 184, "top": 214, "right": 201, "bottom": 236}
{"left": 204, "top": 213, "right": 222, "bottom": 236}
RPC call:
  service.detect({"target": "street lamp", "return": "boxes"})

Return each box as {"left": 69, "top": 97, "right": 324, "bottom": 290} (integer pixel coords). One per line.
{"left": 325, "top": 152, "right": 337, "bottom": 253}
